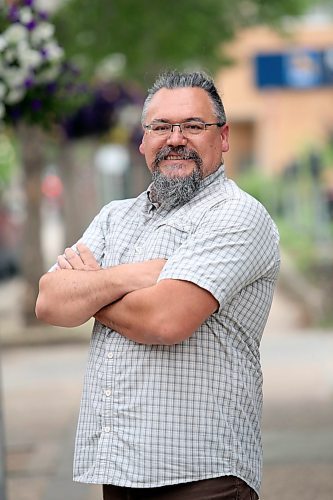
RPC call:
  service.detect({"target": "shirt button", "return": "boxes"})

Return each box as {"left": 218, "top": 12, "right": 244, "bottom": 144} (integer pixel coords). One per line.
{"left": 106, "top": 352, "right": 113, "bottom": 359}
{"left": 135, "top": 245, "right": 141, "bottom": 254}
{"left": 104, "top": 389, "right": 111, "bottom": 397}
{"left": 103, "top": 426, "right": 111, "bottom": 433}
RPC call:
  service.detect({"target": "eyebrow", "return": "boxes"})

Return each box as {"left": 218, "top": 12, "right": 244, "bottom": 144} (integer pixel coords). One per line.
{"left": 150, "top": 117, "right": 205, "bottom": 124}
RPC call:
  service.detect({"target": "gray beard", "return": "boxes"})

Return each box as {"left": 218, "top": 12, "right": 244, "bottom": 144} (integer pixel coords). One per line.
{"left": 150, "top": 146, "right": 203, "bottom": 210}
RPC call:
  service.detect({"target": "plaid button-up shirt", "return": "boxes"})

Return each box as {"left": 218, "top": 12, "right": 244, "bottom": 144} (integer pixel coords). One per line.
{"left": 72, "top": 166, "right": 280, "bottom": 494}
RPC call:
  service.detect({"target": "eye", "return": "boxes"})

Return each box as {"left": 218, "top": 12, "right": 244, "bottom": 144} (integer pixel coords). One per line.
{"left": 152, "top": 123, "right": 171, "bottom": 132}
{"left": 183, "top": 122, "right": 204, "bottom": 132}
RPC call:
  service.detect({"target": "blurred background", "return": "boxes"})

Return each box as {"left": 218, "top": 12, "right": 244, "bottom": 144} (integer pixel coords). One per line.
{"left": 0, "top": 0, "right": 332, "bottom": 499}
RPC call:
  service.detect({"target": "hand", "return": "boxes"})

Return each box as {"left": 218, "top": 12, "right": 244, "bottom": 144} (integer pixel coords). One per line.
{"left": 134, "top": 258, "right": 167, "bottom": 288}
{"left": 57, "top": 243, "right": 100, "bottom": 271}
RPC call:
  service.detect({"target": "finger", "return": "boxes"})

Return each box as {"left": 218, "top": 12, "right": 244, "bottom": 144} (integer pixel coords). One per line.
{"left": 64, "top": 247, "right": 85, "bottom": 269}
{"left": 57, "top": 254, "right": 72, "bottom": 269}
{"left": 77, "top": 243, "right": 100, "bottom": 268}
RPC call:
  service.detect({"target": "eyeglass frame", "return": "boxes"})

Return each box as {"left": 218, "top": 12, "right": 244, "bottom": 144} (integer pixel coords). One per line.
{"left": 143, "top": 120, "right": 225, "bottom": 137}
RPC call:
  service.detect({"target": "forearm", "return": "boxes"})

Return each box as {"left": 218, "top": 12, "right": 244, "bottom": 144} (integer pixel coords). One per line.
{"left": 95, "top": 279, "right": 217, "bottom": 345}
{"left": 36, "top": 263, "right": 157, "bottom": 327}
{"left": 95, "top": 286, "right": 166, "bottom": 344}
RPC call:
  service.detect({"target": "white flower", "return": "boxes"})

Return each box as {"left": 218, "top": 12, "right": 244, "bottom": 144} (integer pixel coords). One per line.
{"left": 16, "top": 39, "right": 30, "bottom": 55}
{"left": 18, "top": 48, "right": 43, "bottom": 70}
{"left": 0, "top": 82, "right": 6, "bottom": 100}
{"left": 3, "top": 24, "right": 28, "bottom": 44}
{"left": 0, "top": 36, "right": 7, "bottom": 52}
{"left": 95, "top": 53, "right": 126, "bottom": 81}
{"left": 43, "top": 42, "right": 64, "bottom": 62}
{"left": 30, "top": 22, "right": 55, "bottom": 46}
{"left": 4, "top": 48, "right": 17, "bottom": 64}
{"left": 2, "top": 67, "right": 28, "bottom": 88}
{"left": 19, "top": 7, "right": 33, "bottom": 25}
{"left": 4, "top": 88, "right": 26, "bottom": 105}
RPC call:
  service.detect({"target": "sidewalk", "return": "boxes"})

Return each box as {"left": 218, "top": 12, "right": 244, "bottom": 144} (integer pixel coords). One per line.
{"left": 1, "top": 278, "right": 333, "bottom": 500}
{"left": 261, "top": 287, "right": 333, "bottom": 500}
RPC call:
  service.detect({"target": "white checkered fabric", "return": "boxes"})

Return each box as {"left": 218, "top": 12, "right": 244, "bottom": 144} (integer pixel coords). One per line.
{"left": 72, "top": 166, "right": 280, "bottom": 494}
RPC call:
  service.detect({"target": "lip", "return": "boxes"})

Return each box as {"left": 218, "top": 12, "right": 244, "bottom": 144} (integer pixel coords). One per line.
{"left": 162, "top": 156, "right": 193, "bottom": 162}
{"left": 159, "top": 159, "right": 194, "bottom": 171}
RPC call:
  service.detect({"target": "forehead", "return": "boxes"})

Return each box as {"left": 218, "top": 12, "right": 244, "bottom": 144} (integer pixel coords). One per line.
{"left": 145, "top": 87, "right": 215, "bottom": 121}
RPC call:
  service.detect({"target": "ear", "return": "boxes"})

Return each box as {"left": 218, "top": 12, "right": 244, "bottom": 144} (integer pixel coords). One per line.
{"left": 220, "top": 124, "right": 230, "bottom": 153}
{"left": 139, "top": 137, "right": 145, "bottom": 155}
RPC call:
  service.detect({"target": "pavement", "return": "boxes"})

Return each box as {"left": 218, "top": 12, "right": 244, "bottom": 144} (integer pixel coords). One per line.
{"left": 0, "top": 278, "right": 333, "bottom": 500}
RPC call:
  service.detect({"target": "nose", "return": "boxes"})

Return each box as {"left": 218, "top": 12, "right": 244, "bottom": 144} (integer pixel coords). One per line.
{"left": 166, "top": 125, "right": 188, "bottom": 146}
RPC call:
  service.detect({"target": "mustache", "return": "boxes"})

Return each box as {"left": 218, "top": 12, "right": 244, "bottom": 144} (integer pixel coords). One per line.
{"left": 153, "top": 146, "right": 202, "bottom": 168}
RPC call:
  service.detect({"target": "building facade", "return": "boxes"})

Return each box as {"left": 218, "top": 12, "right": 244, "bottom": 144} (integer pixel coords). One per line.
{"left": 216, "top": 23, "right": 333, "bottom": 175}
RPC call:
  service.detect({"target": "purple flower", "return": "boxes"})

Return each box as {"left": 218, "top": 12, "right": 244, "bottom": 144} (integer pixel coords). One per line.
{"left": 46, "top": 82, "right": 57, "bottom": 94}
{"left": 40, "top": 48, "right": 49, "bottom": 60}
{"left": 23, "top": 0, "right": 35, "bottom": 7}
{"left": 8, "top": 7, "right": 19, "bottom": 22}
{"left": 31, "top": 99, "right": 42, "bottom": 111}
{"left": 8, "top": 106, "right": 22, "bottom": 121}
{"left": 24, "top": 77, "right": 35, "bottom": 89}
{"left": 26, "top": 20, "right": 37, "bottom": 31}
{"left": 38, "top": 11, "right": 49, "bottom": 21}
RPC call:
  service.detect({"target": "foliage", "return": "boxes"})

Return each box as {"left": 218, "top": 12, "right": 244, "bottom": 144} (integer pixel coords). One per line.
{"left": 236, "top": 167, "right": 312, "bottom": 270}
{"left": 236, "top": 142, "right": 333, "bottom": 276}
{"left": 236, "top": 167, "right": 281, "bottom": 215}
{"left": 0, "top": 0, "right": 88, "bottom": 128}
{"left": 275, "top": 216, "right": 316, "bottom": 273}
{"left": 62, "top": 81, "right": 143, "bottom": 140}
{"left": 53, "top": 0, "right": 314, "bottom": 85}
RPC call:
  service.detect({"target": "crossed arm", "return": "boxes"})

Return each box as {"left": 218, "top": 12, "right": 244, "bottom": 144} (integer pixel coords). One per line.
{"left": 35, "top": 243, "right": 218, "bottom": 345}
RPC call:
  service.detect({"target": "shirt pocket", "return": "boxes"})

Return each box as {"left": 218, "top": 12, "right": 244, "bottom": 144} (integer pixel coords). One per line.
{"left": 143, "top": 219, "right": 191, "bottom": 259}
{"left": 102, "top": 219, "right": 139, "bottom": 266}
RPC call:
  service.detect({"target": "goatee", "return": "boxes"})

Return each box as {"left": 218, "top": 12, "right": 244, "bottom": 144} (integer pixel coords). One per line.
{"left": 150, "top": 146, "right": 203, "bottom": 210}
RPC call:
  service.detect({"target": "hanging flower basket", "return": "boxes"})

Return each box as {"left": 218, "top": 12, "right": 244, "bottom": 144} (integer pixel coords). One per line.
{"left": 0, "top": 0, "right": 87, "bottom": 128}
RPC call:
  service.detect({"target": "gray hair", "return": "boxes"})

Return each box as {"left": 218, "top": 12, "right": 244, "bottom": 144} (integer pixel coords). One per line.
{"left": 142, "top": 70, "right": 226, "bottom": 124}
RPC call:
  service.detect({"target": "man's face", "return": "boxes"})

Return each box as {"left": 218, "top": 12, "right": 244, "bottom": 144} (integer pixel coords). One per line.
{"left": 139, "top": 87, "right": 229, "bottom": 179}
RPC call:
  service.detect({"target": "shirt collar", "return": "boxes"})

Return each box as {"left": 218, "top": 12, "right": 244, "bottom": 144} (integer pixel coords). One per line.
{"left": 198, "top": 163, "right": 226, "bottom": 190}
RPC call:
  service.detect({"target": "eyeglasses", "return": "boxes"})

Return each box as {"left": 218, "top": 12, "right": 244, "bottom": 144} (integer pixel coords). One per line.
{"left": 143, "top": 120, "right": 225, "bottom": 137}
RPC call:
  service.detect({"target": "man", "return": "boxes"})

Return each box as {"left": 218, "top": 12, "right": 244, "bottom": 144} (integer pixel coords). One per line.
{"left": 36, "top": 71, "right": 280, "bottom": 500}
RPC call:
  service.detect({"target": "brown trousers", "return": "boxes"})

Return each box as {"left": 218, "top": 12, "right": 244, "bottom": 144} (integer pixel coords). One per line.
{"left": 103, "top": 476, "right": 259, "bottom": 500}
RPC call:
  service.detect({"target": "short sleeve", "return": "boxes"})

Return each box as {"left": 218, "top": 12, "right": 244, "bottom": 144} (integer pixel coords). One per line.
{"left": 48, "top": 203, "right": 111, "bottom": 271}
{"left": 77, "top": 203, "right": 111, "bottom": 265}
{"left": 157, "top": 197, "right": 280, "bottom": 309}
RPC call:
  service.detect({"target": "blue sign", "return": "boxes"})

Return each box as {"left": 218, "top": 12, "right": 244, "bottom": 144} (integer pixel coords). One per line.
{"left": 255, "top": 48, "right": 333, "bottom": 89}
{"left": 285, "top": 50, "right": 321, "bottom": 87}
